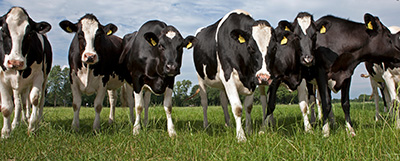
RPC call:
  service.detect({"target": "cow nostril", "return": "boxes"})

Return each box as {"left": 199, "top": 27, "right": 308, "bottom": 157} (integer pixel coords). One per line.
{"left": 7, "top": 60, "right": 24, "bottom": 68}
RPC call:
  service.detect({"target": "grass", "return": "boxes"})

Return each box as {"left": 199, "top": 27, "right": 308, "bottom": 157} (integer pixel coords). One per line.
{"left": 1, "top": 102, "right": 400, "bottom": 160}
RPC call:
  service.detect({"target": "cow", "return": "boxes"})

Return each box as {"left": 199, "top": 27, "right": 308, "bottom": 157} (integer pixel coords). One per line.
{"left": 59, "top": 14, "right": 134, "bottom": 132}
{"left": 263, "top": 12, "right": 324, "bottom": 134}
{"left": 362, "top": 26, "right": 400, "bottom": 121}
{"left": 119, "top": 20, "right": 195, "bottom": 137}
{"left": 0, "top": 7, "right": 52, "bottom": 138}
{"left": 307, "top": 13, "right": 400, "bottom": 136}
{"left": 192, "top": 9, "right": 274, "bottom": 142}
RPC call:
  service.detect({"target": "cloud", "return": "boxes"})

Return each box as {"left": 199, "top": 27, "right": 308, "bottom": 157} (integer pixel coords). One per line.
{"left": 1, "top": 0, "right": 399, "bottom": 98}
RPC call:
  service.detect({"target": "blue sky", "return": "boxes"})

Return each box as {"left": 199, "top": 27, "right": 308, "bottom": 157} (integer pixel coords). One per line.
{"left": 1, "top": 0, "right": 399, "bottom": 98}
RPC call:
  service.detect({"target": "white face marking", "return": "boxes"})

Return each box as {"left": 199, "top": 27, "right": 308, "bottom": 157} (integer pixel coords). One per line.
{"left": 253, "top": 24, "right": 272, "bottom": 79}
{"left": 81, "top": 18, "right": 99, "bottom": 61}
{"left": 297, "top": 16, "right": 311, "bottom": 35}
{"left": 4, "top": 7, "right": 29, "bottom": 69}
{"left": 166, "top": 31, "right": 176, "bottom": 39}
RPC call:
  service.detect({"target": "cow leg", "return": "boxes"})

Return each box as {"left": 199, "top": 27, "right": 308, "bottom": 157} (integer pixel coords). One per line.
{"left": 28, "top": 81, "right": 44, "bottom": 134}
{"left": 1, "top": 85, "right": 14, "bottom": 138}
{"left": 71, "top": 83, "right": 82, "bottom": 131}
{"left": 370, "top": 77, "right": 381, "bottom": 121}
{"left": 12, "top": 90, "right": 22, "bottom": 130}
{"left": 123, "top": 84, "right": 135, "bottom": 124}
{"left": 133, "top": 90, "right": 144, "bottom": 135}
{"left": 298, "top": 79, "right": 312, "bottom": 133}
{"left": 21, "top": 88, "right": 31, "bottom": 123}
{"left": 198, "top": 78, "right": 209, "bottom": 128}
{"left": 223, "top": 81, "right": 246, "bottom": 142}
{"left": 93, "top": 88, "right": 106, "bottom": 132}
{"left": 107, "top": 90, "right": 117, "bottom": 124}
{"left": 220, "top": 90, "right": 230, "bottom": 127}
{"left": 309, "top": 94, "right": 317, "bottom": 125}
{"left": 163, "top": 88, "right": 176, "bottom": 137}
{"left": 265, "top": 79, "right": 281, "bottom": 127}
{"left": 143, "top": 91, "right": 151, "bottom": 127}
{"left": 381, "top": 84, "right": 390, "bottom": 113}
{"left": 259, "top": 86, "right": 267, "bottom": 126}
{"left": 341, "top": 78, "right": 356, "bottom": 136}
{"left": 316, "top": 67, "right": 332, "bottom": 137}
{"left": 243, "top": 94, "right": 254, "bottom": 134}
{"left": 383, "top": 71, "right": 398, "bottom": 118}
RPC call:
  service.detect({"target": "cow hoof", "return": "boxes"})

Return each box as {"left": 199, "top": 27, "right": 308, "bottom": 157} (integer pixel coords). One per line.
{"left": 1, "top": 130, "right": 10, "bottom": 139}
{"left": 237, "top": 130, "right": 247, "bottom": 142}
{"left": 133, "top": 125, "right": 141, "bottom": 135}
{"left": 322, "top": 123, "right": 330, "bottom": 137}
{"left": 168, "top": 129, "right": 177, "bottom": 138}
{"left": 108, "top": 118, "right": 114, "bottom": 124}
{"left": 258, "top": 130, "right": 265, "bottom": 135}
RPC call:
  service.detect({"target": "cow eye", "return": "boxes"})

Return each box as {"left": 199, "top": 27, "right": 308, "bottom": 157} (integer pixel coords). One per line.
{"left": 247, "top": 45, "right": 255, "bottom": 54}
{"left": 158, "top": 44, "right": 165, "bottom": 51}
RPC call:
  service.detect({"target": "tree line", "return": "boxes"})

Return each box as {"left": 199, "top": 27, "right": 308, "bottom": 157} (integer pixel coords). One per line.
{"left": 45, "top": 65, "right": 373, "bottom": 107}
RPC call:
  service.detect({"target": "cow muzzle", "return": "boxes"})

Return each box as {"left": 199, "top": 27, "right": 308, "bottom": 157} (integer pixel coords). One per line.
{"left": 7, "top": 60, "right": 25, "bottom": 70}
{"left": 256, "top": 73, "right": 272, "bottom": 85}
{"left": 82, "top": 53, "right": 98, "bottom": 65}
{"left": 301, "top": 55, "right": 314, "bottom": 67}
{"left": 165, "top": 64, "right": 179, "bottom": 77}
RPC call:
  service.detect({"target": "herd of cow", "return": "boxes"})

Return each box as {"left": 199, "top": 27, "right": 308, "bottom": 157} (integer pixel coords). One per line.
{"left": 1, "top": 7, "right": 400, "bottom": 142}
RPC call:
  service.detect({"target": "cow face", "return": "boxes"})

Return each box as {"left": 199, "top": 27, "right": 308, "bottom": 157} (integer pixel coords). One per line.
{"left": 59, "top": 14, "right": 117, "bottom": 65}
{"left": 0, "top": 7, "right": 51, "bottom": 70}
{"left": 144, "top": 26, "right": 195, "bottom": 77}
{"left": 363, "top": 13, "right": 400, "bottom": 62}
{"left": 292, "top": 12, "right": 317, "bottom": 67}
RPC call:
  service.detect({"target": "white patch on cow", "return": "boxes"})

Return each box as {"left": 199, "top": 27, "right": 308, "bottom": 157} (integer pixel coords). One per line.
{"left": 215, "top": 9, "right": 252, "bottom": 42}
{"left": 4, "top": 7, "right": 29, "bottom": 69}
{"left": 253, "top": 24, "right": 272, "bottom": 80}
{"left": 297, "top": 16, "right": 311, "bottom": 35}
{"left": 297, "top": 79, "right": 312, "bottom": 132}
{"left": 328, "top": 79, "right": 337, "bottom": 93}
{"left": 200, "top": 64, "right": 224, "bottom": 89}
{"left": 166, "top": 31, "right": 176, "bottom": 39}
{"left": 81, "top": 18, "right": 99, "bottom": 61}
{"left": 195, "top": 27, "right": 205, "bottom": 36}
{"left": 389, "top": 26, "right": 400, "bottom": 34}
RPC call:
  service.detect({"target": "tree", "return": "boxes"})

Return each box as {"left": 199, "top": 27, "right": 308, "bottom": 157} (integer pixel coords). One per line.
{"left": 46, "top": 65, "right": 64, "bottom": 107}
{"left": 173, "top": 80, "right": 192, "bottom": 106}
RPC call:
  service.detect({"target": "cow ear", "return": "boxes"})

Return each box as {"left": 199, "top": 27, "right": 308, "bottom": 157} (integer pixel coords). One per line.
{"left": 277, "top": 20, "right": 293, "bottom": 32}
{"left": 183, "top": 35, "right": 197, "bottom": 49}
{"left": 144, "top": 32, "right": 159, "bottom": 47}
{"left": 316, "top": 20, "right": 330, "bottom": 34}
{"left": 35, "top": 21, "right": 51, "bottom": 34}
{"left": 59, "top": 20, "right": 77, "bottom": 33}
{"left": 104, "top": 23, "right": 118, "bottom": 36}
{"left": 364, "top": 13, "right": 382, "bottom": 36}
{"left": 230, "top": 29, "right": 249, "bottom": 44}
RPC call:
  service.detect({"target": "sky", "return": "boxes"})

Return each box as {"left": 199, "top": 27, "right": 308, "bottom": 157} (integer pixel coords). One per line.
{"left": 0, "top": 0, "right": 399, "bottom": 99}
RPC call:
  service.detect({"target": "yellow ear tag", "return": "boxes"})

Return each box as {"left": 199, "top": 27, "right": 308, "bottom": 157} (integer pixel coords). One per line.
{"left": 280, "top": 36, "right": 288, "bottom": 45}
{"left": 66, "top": 26, "right": 73, "bottom": 33}
{"left": 367, "top": 21, "right": 373, "bottom": 30}
{"left": 107, "top": 30, "right": 113, "bottom": 35}
{"left": 186, "top": 42, "right": 193, "bottom": 49}
{"left": 285, "top": 26, "right": 291, "bottom": 31}
{"left": 150, "top": 38, "right": 157, "bottom": 46}
{"left": 238, "top": 35, "right": 246, "bottom": 43}
{"left": 320, "top": 25, "right": 326, "bottom": 34}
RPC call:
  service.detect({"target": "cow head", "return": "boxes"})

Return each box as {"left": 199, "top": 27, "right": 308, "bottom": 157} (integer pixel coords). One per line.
{"left": 59, "top": 14, "right": 118, "bottom": 65}
{"left": 250, "top": 20, "right": 274, "bottom": 85}
{"left": 268, "top": 20, "right": 302, "bottom": 89}
{"left": 144, "top": 26, "right": 196, "bottom": 77}
{"left": 292, "top": 12, "right": 317, "bottom": 67}
{"left": 363, "top": 13, "right": 400, "bottom": 62}
{"left": 0, "top": 7, "right": 51, "bottom": 70}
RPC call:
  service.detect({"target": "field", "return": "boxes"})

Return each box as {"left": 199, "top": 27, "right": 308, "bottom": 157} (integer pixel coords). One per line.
{"left": 1, "top": 102, "right": 400, "bottom": 160}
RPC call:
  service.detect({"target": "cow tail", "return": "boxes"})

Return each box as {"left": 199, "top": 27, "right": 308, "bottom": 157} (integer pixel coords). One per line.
{"left": 184, "top": 88, "right": 200, "bottom": 102}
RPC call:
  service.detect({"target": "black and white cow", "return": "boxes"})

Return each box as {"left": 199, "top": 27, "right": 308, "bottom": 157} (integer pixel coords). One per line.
{"left": 263, "top": 12, "right": 322, "bottom": 134}
{"left": 311, "top": 13, "right": 400, "bottom": 136}
{"left": 363, "top": 26, "right": 400, "bottom": 122}
{"left": 193, "top": 9, "right": 274, "bottom": 141}
{"left": 119, "top": 20, "right": 195, "bottom": 137}
{"left": 59, "top": 14, "right": 134, "bottom": 132}
{"left": 0, "top": 7, "right": 52, "bottom": 138}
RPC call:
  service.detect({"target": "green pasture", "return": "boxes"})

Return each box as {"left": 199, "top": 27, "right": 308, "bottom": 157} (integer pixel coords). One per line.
{"left": 1, "top": 102, "right": 400, "bottom": 160}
